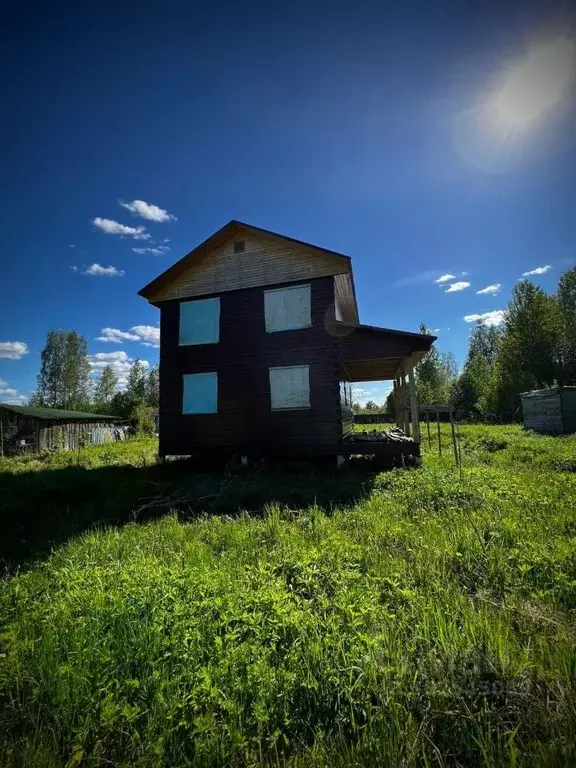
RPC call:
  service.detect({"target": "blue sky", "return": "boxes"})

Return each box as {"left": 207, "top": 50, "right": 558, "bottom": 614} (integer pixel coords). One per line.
{"left": 2, "top": 1, "right": 575, "bottom": 406}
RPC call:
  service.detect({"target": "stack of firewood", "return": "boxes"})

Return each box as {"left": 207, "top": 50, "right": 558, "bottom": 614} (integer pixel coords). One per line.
{"left": 352, "top": 428, "right": 413, "bottom": 443}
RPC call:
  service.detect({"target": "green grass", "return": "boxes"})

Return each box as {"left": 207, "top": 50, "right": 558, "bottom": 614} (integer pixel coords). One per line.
{"left": 1, "top": 427, "right": 576, "bottom": 766}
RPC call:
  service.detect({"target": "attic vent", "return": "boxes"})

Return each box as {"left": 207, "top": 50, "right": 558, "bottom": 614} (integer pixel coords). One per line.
{"left": 234, "top": 240, "right": 245, "bottom": 254}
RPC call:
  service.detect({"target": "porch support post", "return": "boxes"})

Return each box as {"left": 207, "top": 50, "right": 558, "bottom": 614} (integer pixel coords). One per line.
{"left": 407, "top": 359, "right": 420, "bottom": 443}
{"left": 400, "top": 370, "right": 410, "bottom": 436}
{"left": 393, "top": 379, "right": 401, "bottom": 428}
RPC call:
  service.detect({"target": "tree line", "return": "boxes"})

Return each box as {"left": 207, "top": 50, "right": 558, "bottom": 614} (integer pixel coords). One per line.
{"left": 29, "top": 330, "right": 158, "bottom": 430}
{"left": 392, "top": 265, "right": 576, "bottom": 420}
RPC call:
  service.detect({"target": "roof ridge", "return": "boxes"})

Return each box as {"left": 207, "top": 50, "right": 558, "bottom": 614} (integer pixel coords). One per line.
{"left": 0, "top": 403, "right": 121, "bottom": 420}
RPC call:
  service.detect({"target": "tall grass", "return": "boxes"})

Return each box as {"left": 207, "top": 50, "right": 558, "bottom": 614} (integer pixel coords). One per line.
{"left": 1, "top": 426, "right": 576, "bottom": 766}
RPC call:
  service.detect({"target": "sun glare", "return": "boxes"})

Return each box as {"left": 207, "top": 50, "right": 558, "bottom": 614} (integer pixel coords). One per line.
{"left": 494, "top": 37, "right": 576, "bottom": 128}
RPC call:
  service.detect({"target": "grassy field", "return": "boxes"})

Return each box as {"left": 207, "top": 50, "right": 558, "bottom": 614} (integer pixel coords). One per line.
{"left": 1, "top": 426, "right": 576, "bottom": 766}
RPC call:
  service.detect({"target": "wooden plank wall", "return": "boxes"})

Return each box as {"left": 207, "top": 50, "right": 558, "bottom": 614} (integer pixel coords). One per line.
{"left": 560, "top": 389, "right": 576, "bottom": 434}
{"left": 158, "top": 276, "right": 343, "bottom": 458}
{"left": 39, "top": 420, "right": 118, "bottom": 450}
{"left": 0, "top": 409, "right": 119, "bottom": 453}
{"left": 521, "top": 394, "right": 563, "bottom": 434}
{"left": 151, "top": 232, "right": 349, "bottom": 303}
{"left": 333, "top": 273, "right": 358, "bottom": 323}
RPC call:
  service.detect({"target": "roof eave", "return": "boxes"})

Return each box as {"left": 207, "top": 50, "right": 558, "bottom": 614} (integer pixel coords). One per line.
{"left": 336, "top": 321, "right": 437, "bottom": 346}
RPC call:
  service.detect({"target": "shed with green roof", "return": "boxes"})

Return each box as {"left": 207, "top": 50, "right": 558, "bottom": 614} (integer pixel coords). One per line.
{"left": 0, "top": 403, "right": 122, "bottom": 454}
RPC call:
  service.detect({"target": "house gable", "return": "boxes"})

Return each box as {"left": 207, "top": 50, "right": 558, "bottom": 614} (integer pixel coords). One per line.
{"left": 147, "top": 229, "right": 348, "bottom": 303}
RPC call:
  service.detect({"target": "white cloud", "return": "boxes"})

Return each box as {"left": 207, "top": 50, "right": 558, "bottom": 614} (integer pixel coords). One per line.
{"left": 88, "top": 350, "right": 150, "bottom": 388}
{"left": 131, "top": 325, "right": 160, "bottom": 346}
{"left": 521, "top": 265, "right": 552, "bottom": 277}
{"left": 84, "top": 264, "right": 125, "bottom": 277}
{"left": 0, "top": 387, "right": 20, "bottom": 397}
{"left": 96, "top": 328, "right": 141, "bottom": 343}
{"left": 0, "top": 342, "right": 29, "bottom": 360}
{"left": 120, "top": 200, "right": 177, "bottom": 223}
{"left": 351, "top": 383, "right": 393, "bottom": 407}
{"left": 435, "top": 273, "right": 456, "bottom": 284}
{"left": 92, "top": 217, "right": 150, "bottom": 240}
{"left": 69, "top": 243, "right": 76, "bottom": 248}
{"left": 96, "top": 325, "right": 160, "bottom": 348}
{"left": 131, "top": 245, "right": 170, "bottom": 255}
{"left": 163, "top": 238, "right": 171, "bottom": 243}
{"left": 0, "top": 378, "right": 26, "bottom": 402}
{"left": 463, "top": 310, "right": 506, "bottom": 326}
{"left": 69, "top": 265, "right": 78, "bottom": 272}
{"left": 476, "top": 283, "right": 502, "bottom": 295}
{"left": 445, "top": 281, "right": 471, "bottom": 293}
{"left": 90, "top": 351, "right": 133, "bottom": 364}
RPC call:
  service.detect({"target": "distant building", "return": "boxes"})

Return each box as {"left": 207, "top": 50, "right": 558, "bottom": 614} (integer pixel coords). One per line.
{"left": 139, "top": 220, "right": 435, "bottom": 463}
{"left": 520, "top": 387, "right": 576, "bottom": 435}
{"left": 0, "top": 404, "right": 121, "bottom": 454}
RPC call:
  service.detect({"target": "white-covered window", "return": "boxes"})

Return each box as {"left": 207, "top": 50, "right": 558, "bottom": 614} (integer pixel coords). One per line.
{"left": 264, "top": 284, "right": 311, "bottom": 333}
{"left": 179, "top": 298, "right": 220, "bottom": 345}
{"left": 269, "top": 365, "right": 310, "bottom": 410}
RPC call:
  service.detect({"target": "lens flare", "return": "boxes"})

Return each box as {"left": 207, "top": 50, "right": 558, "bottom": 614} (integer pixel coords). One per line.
{"left": 493, "top": 37, "right": 575, "bottom": 128}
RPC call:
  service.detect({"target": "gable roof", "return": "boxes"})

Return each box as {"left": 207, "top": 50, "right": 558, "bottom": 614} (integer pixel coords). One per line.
{"left": 138, "top": 219, "right": 356, "bottom": 302}
{"left": 0, "top": 404, "right": 121, "bottom": 421}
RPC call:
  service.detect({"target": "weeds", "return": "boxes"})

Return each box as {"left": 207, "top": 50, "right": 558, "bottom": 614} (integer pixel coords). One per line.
{"left": 0, "top": 426, "right": 575, "bottom": 766}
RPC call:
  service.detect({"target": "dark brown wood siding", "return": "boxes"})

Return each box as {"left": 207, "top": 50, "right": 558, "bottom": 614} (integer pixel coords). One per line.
{"left": 157, "top": 277, "right": 343, "bottom": 457}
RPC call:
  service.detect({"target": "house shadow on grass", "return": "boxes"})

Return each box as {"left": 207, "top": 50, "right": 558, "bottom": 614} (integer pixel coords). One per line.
{"left": 0, "top": 457, "right": 384, "bottom": 570}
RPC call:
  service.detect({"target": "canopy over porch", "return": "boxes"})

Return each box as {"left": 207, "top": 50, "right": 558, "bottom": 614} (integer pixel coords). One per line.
{"left": 335, "top": 322, "right": 436, "bottom": 441}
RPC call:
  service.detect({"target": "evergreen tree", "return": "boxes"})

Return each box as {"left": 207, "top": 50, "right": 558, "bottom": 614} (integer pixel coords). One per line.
{"left": 109, "top": 390, "right": 132, "bottom": 419}
{"left": 492, "top": 281, "right": 561, "bottom": 418}
{"left": 385, "top": 390, "right": 395, "bottom": 415}
{"left": 145, "top": 365, "right": 159, "bottom": 408}
{"left": 108, "top": 361, "right": 151, "bottom": 422}
{"left": 37, "top": 331, "right": 91, "bottom": 410}
{"left": 126, "top": 359, "right": 147, "bottom": 405}
{"left": 556, "top": 266, "right": 576, "bottom": 385}
{"left": 93, "top": 365, "right": 118, "bottom": 413}
{"left": 453, "top": 324, "right": 502, "bottom": 418}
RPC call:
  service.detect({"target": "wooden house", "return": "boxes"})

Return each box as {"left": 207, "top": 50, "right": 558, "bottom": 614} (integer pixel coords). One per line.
{"left": 0, "top": 404, "right": 121, "bottom": 454}
{"left": 520, "top": 387, "right": 576, "bottom": 435}
{"left": 138, "top": 220, "right": 435, "bottom": 463}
